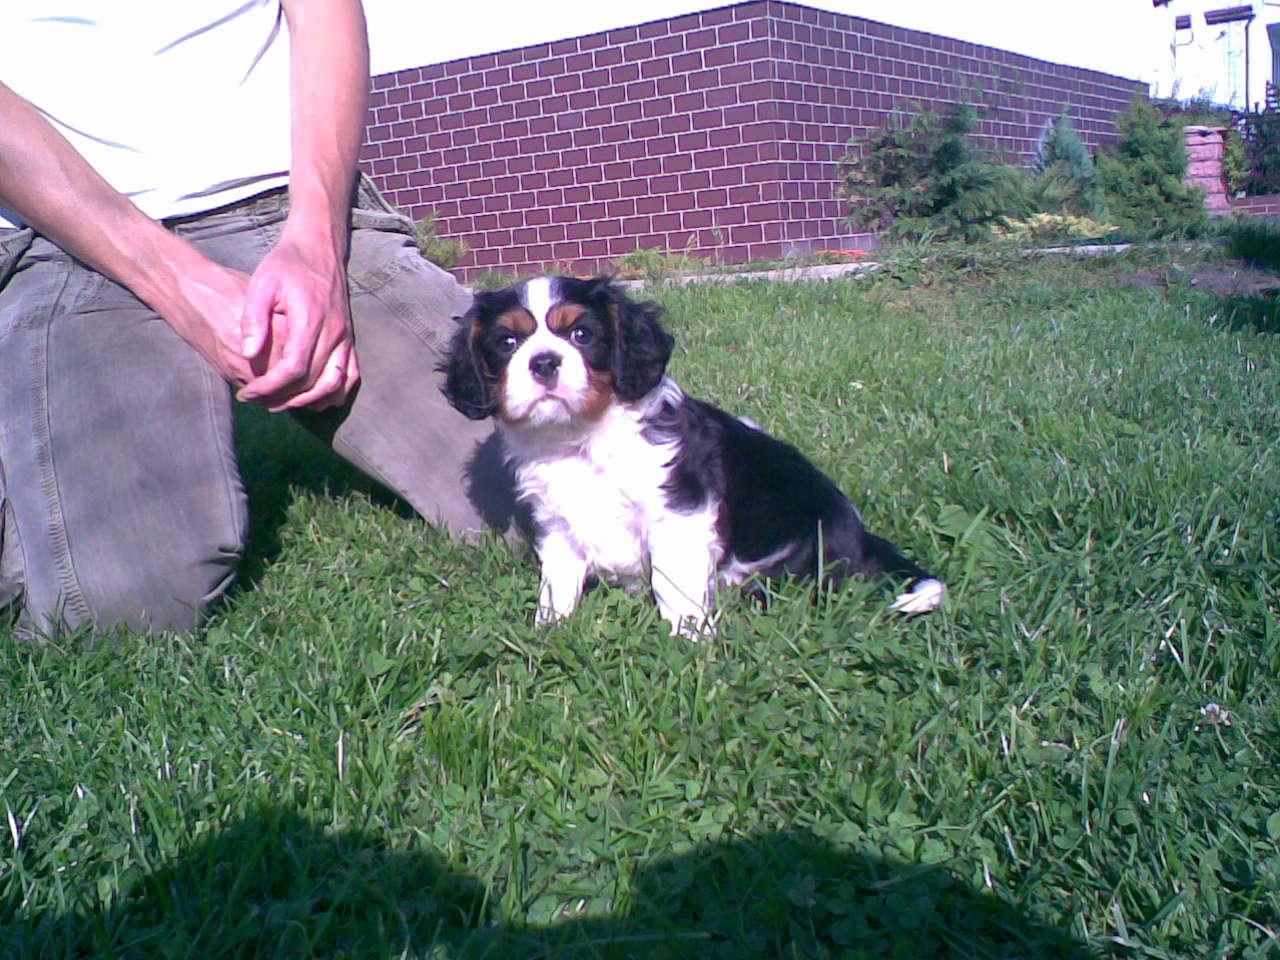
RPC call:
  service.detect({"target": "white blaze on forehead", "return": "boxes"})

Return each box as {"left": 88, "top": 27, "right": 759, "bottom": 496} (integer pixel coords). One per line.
{"left": 520, "top": 277, "right": 559, "bottom": 330}
{"left": 502, "top": 276, "right": 590, "bottom": 426}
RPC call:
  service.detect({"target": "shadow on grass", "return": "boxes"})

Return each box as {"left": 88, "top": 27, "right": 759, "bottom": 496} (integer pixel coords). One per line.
{"left": 232, "top": 406, "right": 526, "bottom": 592}
{"left": 231, "top": 404, "right": 408, "bottom": 589}
{"left": 2, "top": 806, "right": 1088, "bottom": 959}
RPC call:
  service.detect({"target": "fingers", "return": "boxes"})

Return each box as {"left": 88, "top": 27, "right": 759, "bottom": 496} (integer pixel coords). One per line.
{"left": 237, "top": 325, "right": 316, "bottom": 404}
{"left": 240, "top": 274, "right": 275, "bottom": 359}
{"left": 341, "top": 346, "right": 361, "bottom": 402}
{"left": 235, "top": 239, "right": 358, "bottom": 410}
{"left": 241, "top": 322, "right": 357, "bottom": 409}
{"left": 272, "top": 339, "right": 360, "bottom": 412}
{"left": 237, "top": 277, "right": 320, "bottom": 402}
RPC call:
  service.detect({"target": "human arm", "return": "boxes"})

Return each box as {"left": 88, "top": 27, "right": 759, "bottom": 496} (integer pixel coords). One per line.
{"left": 0, "top": 80, "right": 258, "bottom": 384}
{"left": 234, "top": 0, "right": 370, "bottom": 411}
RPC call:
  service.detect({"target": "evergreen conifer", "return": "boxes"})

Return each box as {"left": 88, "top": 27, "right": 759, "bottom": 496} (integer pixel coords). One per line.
{"left": 1095, "top": 98, "right": 1207, "bottom": 236}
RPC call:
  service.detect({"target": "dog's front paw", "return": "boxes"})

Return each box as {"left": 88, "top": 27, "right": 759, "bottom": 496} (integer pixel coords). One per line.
{"left": 890, "top": 578, "right": 946, "bottom": 615}
{"left": 535, "top": 604, "right": 565, "bottom": 628}
{"left": 536, "top": 545, "right": 587, "bottom": 627}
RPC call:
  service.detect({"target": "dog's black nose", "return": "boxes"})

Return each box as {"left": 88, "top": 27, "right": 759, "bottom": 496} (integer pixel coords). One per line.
{"left": 530, "top": 351, "right": 561, "bottom": 385}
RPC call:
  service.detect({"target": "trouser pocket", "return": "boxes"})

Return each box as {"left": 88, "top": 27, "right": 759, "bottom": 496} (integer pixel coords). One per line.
{"left": 0, "top": 227, "right": 35, "bottom": 343}
{"left": 350, "top": 174, "right": 418, "bottom": 237}
{"left": 0, "top": 227, "right": 34, "bottom": 287}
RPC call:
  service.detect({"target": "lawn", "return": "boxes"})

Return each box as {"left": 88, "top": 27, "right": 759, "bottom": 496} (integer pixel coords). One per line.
{"left": 2, "top": 244, "right": 1278, "bottom": 959}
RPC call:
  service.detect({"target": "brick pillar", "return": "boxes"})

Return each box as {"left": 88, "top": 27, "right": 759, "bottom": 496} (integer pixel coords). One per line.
{"left": 1183, "top": 125, "right": 1231, "bottom": 215}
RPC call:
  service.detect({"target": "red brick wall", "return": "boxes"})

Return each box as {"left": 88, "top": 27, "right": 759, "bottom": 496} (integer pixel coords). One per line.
{"left": 360, "top": 0, "right": 1147, "bottom": 281}
{"left": 1230, "top": 194, "right": 1280, "bottom": 218}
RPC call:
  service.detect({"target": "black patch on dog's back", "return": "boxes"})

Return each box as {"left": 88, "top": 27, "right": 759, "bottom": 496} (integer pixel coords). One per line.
{"left": 648, "top": 395, "right": 930, "bottom": 585}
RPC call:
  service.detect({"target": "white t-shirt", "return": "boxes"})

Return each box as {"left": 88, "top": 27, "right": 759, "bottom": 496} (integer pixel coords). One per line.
{"left": 0, "top": 1, "right": 292, "bottom": 229}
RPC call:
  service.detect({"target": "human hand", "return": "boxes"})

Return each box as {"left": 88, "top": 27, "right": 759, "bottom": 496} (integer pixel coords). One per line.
{"left": 162, "top": 257, "right": 262, "bottom": 386}
{"left": 235, "top": 228, "right": 360, "bottom": 412}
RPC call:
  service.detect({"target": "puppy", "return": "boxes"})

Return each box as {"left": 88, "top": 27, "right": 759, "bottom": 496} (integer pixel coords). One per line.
{"left": 441, "top": 276, "right": 944, "bottom": 635}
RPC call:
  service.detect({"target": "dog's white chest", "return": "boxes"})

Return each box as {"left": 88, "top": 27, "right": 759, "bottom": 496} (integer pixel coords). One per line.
{"left": 511, "top": 419, "right": 673, "bottom": 578}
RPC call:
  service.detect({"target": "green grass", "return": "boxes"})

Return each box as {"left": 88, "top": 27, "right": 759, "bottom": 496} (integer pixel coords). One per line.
{"left": 2, "top": 246, "right": 1279, "bottom": 958}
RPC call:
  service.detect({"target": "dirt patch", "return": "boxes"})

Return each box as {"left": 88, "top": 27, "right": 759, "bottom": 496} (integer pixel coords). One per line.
{"left": 1121, "top": 262, "right": 1280, "bottom": 298}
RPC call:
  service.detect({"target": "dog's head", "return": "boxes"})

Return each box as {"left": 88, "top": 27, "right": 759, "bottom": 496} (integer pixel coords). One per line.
{"left": 440, "top": 276, "right": 674, "bottom": 428}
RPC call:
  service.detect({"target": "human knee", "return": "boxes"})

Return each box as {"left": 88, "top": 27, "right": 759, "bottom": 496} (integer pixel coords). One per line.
{"left": 86, "top": 539, "right": 244, "bottom": 634}
{"left": 16, "top": 538, "right": 243, "bottom": 637}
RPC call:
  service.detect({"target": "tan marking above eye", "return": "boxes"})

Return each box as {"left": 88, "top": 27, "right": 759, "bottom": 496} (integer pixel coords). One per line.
{"left": 495, "top": 307, "right": 536, "bottom": 335}
{"left": 547, "top": 303, "right": 588, "bottom": 333}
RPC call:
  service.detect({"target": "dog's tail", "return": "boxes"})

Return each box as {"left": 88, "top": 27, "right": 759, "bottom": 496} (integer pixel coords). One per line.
{"left": 823, "top": 509, "right": 945, "bottom": 615}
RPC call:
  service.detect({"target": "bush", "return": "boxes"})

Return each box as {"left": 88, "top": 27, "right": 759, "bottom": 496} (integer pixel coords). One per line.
{"left": 1237, "top": 108, "right": 1280, "bottom": 195}
{"left": 1094, "top": 98, "right": 1208, "bottom": 237}
{"left": 1151, "top": 94, "right": 1233, "bottom": 129}
{"left": 840, "top": 103, "right": 1034, "bottom": 242}
{"left": 611, "top": 246, "right": 708, "bottom": 284}
{"left": 414, "top": 213, "right": 468, "bottom": 271}
{"left": 1225, "top": 218, "right": 1280, "bottom": 271}
{"left": 1223, "top": 128, "right": 1251, "bottom": 195}
{"left": 1033, "top": 108, "right": 1105, "bottom": 218}
{"left": 995, "top": 213, "right": 1116, "bottom": 244}
{"left": 1035, "top": 108, "right": 1092, "bottom": 183}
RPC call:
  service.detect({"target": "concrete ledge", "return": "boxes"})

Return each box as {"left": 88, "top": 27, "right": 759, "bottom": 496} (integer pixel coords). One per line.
{"left": 614, "top": 241, "right": 1218, "bottom": 290}
{"left": 617, "top": 261, "right": 883, "bottom": 289}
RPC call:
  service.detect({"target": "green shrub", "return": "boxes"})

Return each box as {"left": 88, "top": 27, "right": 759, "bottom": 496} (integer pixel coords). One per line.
{"left": 1035, "top": 108, "right": 1092, "bottom": 183}
{"left": 1237, "top": 107, "right": 1280, "bottom": 195}
{"left": 1225, "top": 218, "right": 1280, "bottom": 271}
{"left": 1032, "top": 108, "right": 1106, "bottom": 219}
{"left": 996, "top": 213, "right": 1116, "bottom": 244}
{"left": 841, "top": 103, "right": 1034, "bottom": 242}
{"left": 611, "top": 245, "right": 708, "bottom": 284}
{"left": 1223, "top": 128, "right": 1251, "bottom": 195}
{"left": 414, "top": 213, "right": 468, "bottom": 271}
{"left": 1150, "top": 94, "right": 1233, "bottom": 129}
{"left": 469, "top": 270, "right": 521, "bottom": 291}
{"left": 1094, "top": 97, "right": 1208, "bottom": 237}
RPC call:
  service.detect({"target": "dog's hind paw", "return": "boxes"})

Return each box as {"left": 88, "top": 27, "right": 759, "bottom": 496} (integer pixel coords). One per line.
{"left": 891, "top": 578, "right": 945, "bottom": 615}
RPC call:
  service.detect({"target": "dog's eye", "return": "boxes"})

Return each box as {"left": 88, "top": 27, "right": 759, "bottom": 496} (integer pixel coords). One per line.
{"left": 495, "top": 335, "right": 518, "bottom": 355}
{"left": 569, "top": 326, "right": 593, "bottom": 346}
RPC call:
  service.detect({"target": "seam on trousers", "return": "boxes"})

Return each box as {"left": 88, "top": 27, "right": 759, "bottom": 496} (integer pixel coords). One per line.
{"left": 349, "top": 258, "right": 450, "bottom": 354}
{"left": 330, "top": 286, "right": 457, "bottom": 530}
{"left": 199, "top": 352, "right": 243, "bottom": 569}
{"left": 253, "top": 217, "right": 278, "bottom": 262}
{"left": 31, "top": 263, "right": 93, "bottom": 626}
{"left": 329, "top": 286, "right": 415, "bottom": 508}
{"left": 347, "top": 247, "right": 408, "bottom": 297}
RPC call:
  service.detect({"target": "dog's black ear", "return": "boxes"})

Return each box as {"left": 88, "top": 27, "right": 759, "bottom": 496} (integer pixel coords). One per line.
{"left": 593, "top": 277, "right": 675, "bottom": 401}
{"left": 438, "top": 309, "right": 495, "bottom": 420}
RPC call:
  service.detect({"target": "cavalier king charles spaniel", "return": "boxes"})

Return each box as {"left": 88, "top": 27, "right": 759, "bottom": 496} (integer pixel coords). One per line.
{"left": 441, "top": 276, "right": 944, "bottom": 636}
